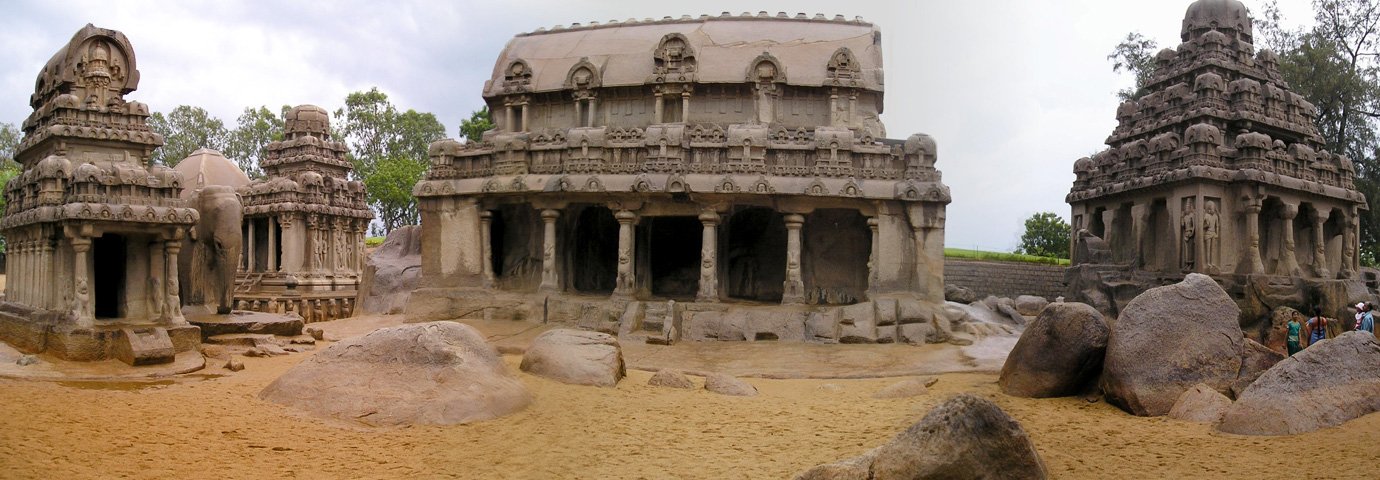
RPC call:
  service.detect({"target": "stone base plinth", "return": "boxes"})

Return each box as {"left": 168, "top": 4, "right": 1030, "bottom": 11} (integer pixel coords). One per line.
{"left": 0, "top": 306, "right": 200, "bottom": 365}
{"left": 185, "top": 309, "right": 305, "bottom": 339}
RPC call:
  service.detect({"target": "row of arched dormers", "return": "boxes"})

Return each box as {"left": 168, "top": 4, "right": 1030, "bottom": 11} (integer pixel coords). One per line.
{"left": 498, "top": 33, "right": 865, "bottom": 95}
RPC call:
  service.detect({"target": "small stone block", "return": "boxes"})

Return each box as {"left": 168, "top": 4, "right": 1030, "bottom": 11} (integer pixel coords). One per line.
{"left": 114, "top": 328, "right": 176, "bottom": 366}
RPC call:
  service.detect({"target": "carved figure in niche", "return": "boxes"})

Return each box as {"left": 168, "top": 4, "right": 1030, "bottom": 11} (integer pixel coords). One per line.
{"left": 165, "top": 276, "right": 180, "bottom": 317}
{"left": 73, "top": 277, "right": 90, "bottom": 318}
{"left": 148, "top": 275, "right": 163, "bottom": 319}
{"left": 335, "top": 229, "right": 348, "bottom": 271}
{"left": 1202, "top": 200, "right": 1220, "bottom": 274}
{"left": 313, "top": 230, "right": 328, "bottom": 271}
{"left": 1341, "top": 221, "right": 1356, "bottom": 278}
{"left": 1181, "top": 198, "right": 1196, "bottom": 271}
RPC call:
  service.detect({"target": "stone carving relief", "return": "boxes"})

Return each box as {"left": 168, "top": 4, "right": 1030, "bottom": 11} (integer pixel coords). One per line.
{"left": 1180, "top": 198, "right": 1196, "bottom": 271}
{"left": 1202, "top": 198, "right": 1220, "bottom": 274}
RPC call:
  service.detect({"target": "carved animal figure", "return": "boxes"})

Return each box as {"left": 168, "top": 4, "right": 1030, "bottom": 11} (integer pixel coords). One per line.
{"left": 178, "top": 185, "right": 243, "bottom": 313}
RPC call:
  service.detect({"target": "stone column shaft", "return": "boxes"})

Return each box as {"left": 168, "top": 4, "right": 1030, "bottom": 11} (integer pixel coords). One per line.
{"left": 1244, "top": 201, "right": 1265, "bottom": 275}
{"left": 39, "top": 240, "right": 51, "bottom": 309}
{"left": 505, "top": 105, "right": 515, "bottom": 132}
{"left": 654, "top": 92, "right": 664, "bottom": 124}
{"left": 681, "top": 92, "right": 691, "bottom": 123}
{"left": 782, "top": 214, "right": 805, "bottom": 305}
{"left": 72, "top": 237, "right": 92, "bottom": 326}
{"left": 866, "top": 217, "right": 880, "bottom": 298}
{"left": 520, "top": 104, "right": 529, "bottom": 132}
{"left": 1314, "top": 208, "right": 1331, "bottom": 279}
{"left": 165, "top": 239, "right": 184, "bottom": 324}
{"left": 574, "top": 100, "right": 582, "bottom": 128}
{"left": 247, "top": 219, "right": 256, "bottom": 273}
{"left": 480, "top": 211, "right": 495, "bottom": 288}
{"left": 538, "top": 209, "right": 560, "bottom": 293}
{"left": 1280, "top": 204, "right": 1301, "bottom": 276}
{"left": 268, "top": 216, "right": 278, "bottom": 272}
{"left": 697, "top": 210, "right": 719, "bottom": 303}
{"left": 613, "top": 210, "right": 636, "bottom": 298}
{"left": 587, "top": 98, "right": 597, "bottom": 127}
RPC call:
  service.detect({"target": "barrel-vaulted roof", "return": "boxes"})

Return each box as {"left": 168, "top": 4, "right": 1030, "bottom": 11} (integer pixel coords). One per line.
{"left": 483, "top": 13, "right": 883, "bottom": 98}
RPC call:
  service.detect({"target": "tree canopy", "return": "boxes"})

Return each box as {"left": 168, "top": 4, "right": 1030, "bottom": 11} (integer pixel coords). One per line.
{"left": 1015, "top": 212, "right": 1071, "bottom": 259}
{"left": 459, "top": 106, "right": 494, "bottom": 143}
{"left": 333, "top": 87, "right": 446, "bottom": 234}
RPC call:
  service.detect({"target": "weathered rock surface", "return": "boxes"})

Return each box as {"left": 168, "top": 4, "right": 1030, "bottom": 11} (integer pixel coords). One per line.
{"left": 520, "top": 329, "right": 625, "bottom": 387}
{"left": 872, "top": 377, "right": 937, "bottom": 399}
{"left": 1218, "top": 331, "right": 1380, "bottom": 436}
{"left": 1167, "top": 383, "right": 1231, "bottom": 423}
{"left": 705, "top": 373, "right": 758, "bottom": 396}
{"left": 648, "top": 369, "right": 695, "bottom": 389}
{"left": 189, "top": 310, "right": 304, "bottom": 338}
{"left": 357, "top": 225, "right": 423, "bottom": 315}
{"left": 1102, "top": 274, "right": 1244, "bottom": 416}
{"left": 999, "top": 302, "right": 1109, "bottom": 398}
{"left": 1253, "top": 306, "right": 1300, "bottom": 355}
{"left": 224, "top": 358, "right": 245, "bottom": 372}
{"left": 794, "top": 394, "right": 1047, "bottom": 480}
{"left": 1231, "top": 338, "right": 1286, "bottom": 399}
{"left": 944, "top": 284, "right": 978, "bottom": 304}
{"left": 1013, "top": 295, "right": 1049, "bottom": 316}
{"left": 259, "top": 321, "right": 531, "bottom": 426}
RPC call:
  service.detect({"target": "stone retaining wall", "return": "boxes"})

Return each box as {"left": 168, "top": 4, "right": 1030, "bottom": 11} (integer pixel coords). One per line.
{"left": 945, "top": 258, "right": 1066, "bottom": 301}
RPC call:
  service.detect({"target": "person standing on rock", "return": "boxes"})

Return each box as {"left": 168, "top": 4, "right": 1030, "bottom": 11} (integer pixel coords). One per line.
{"left": 1358, "top": 303, "right": 1375, "bottom": 335}
{"left": 1305, "top": 308, "right": 1329, "bottom": 348}
{"left": 1287, "top": 311, "right": 1304, "bottom": 355}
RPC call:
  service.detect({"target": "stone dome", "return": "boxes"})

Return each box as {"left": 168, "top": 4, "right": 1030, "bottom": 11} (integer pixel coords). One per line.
{"left": 284, "top": 104, "right": 331, "bottom": 136}
{"left": 1182, "top": 0, "right": 1252, "bottom": 43}
{"left": 173, "top": 148, "right": 250, "bottom": 199}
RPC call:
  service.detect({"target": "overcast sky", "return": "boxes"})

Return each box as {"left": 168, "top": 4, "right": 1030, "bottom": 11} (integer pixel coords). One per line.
{"left": 0, "top": 0, "right": 1316, "bottom": 251}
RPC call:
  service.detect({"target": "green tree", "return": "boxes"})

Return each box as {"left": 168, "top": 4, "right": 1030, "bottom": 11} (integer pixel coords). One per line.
{"left": 0, "top": 122, "right": 22, "bottom": 253}
{"left": 1108, "top": 32, "right": 1159, "bottom": 101}
{"left": 1015, "top": 212, "right": 1071, "bottom": 259}
{"left": 148, "top": 105, "right": 229, "bottom": 166}
{"left": 334, "top": 88, "right": 446, "bottom": 234}
{"left": 224, "top": 106, "right": 287, "bottom": 179}
{"left": 459, "top": 106, "right": 494, "bottom": 143}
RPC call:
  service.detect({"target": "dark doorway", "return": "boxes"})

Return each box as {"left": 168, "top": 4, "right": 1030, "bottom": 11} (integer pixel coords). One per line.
{"left": 92, "top": 234, "right": 127, "bottom": 319}
{"left": 643, "top": 216, "right": 701, "bottom": 298}
{"left": 724, "top": 207, "right": 787, "bottom": 302}
{"left": 802, "top": 209, "right": 869, "bottom": 304}
{"left": 568, "top": 206, "right": 619, "bottom": 294}
{"left": 492, "top": 204, "right": 542, "bottom": 290}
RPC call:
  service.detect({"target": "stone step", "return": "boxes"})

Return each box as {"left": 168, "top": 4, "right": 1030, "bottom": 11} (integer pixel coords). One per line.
{"left": 206, "top": 333, "right": 281, "bottom": 348}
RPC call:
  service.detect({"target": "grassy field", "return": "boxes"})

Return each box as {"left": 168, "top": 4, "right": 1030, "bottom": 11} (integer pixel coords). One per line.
{"left": 943, "top": 248, "right": 1070, "bottom": 266}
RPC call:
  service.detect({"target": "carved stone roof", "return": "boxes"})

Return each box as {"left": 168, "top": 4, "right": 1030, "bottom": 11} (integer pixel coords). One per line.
{"left": 1067, "top": 0, "right": 1365, "bottom": 207}
{"left": 484, "top": 13, "right": 882, "bottom": 97}
{"left": 173, "top": 148, "right": 250, "bottom": 200}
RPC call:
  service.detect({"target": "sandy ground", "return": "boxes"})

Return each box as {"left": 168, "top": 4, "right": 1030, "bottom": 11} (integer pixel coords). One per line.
{"left": 0, "top": 315, "right": 1378, "bottom": 479}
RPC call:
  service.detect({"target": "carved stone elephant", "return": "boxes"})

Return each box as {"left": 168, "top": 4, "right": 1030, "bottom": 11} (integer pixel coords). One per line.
{"left": 179, "top": 185, "right": 243, "bottom": 314}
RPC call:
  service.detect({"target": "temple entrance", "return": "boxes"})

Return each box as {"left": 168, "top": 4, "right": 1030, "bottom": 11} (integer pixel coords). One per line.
{"left": 491, "top": 205, "right": 542, "bottom": 291}
{"left": 92, "top": 233, "right": 127, "bottom": 319}
{"left": 1144, "top": 198, "right": 1170, "bottom": 272}
{"left": 641, "top": 216, "right": 700, "bottom": 298}
{"left": 566, "top": 205, "right": 618, "bottom": 294}
{"left": 724, "top": 207, "right": 787, "bottom": 302}
{"left": 1110, "top": 203, "right": 1133, "bottom": 262}
{"left": 1089, "top": 207, "right": 1106, "bottom": 238}
{"left": 802, "top": 209, "right": 869, "bottom": 304}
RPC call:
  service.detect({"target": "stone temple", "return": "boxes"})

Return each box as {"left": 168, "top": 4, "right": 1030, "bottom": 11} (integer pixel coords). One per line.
{"left": 1066, "top": 0, "right": 1372, "bottom": 323}
{"left": 234, "top": 106, "right": 372, "bottom": 322}
{"left": 0, "top": 25, "right": 200, "bottom": 365}
{"left": 412, "top": 13, "right": 952, "bottom": 344}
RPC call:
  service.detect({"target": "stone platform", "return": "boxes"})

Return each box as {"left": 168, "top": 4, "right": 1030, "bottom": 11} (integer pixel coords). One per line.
{"left": 0, "top": 340, "right": 205, "bottom": 381}
{"left": 185, "top": 309, "right": 304, "bottom": 339}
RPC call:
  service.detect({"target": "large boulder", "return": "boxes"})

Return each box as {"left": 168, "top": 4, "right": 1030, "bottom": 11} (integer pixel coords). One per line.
{"left": 1231, "top": 338, "right": 1286, "bottom": 398}
{"left": 520, "top": 329, "right": 625, "bottom": 387}
{"left": 944, "top": 284, "right": 979, "bottom": 304}
{"left": 705, "top": 373, "right": 758, "bottom": 396}
{"left": 1218, "top": 331, "right": 1380, "bottom": 435}
{"left": 1013, "top": 295, "right": 1049, "bottom": 316}
{"left": 794, "top": 394, "right": 1047, "bottom": 480}
{"left": 258, "top": 321, "right": 530, "bottom": 426}
{"left": 998, "top": 302, "right": 1109, "bottom": 398}
{"left": 357, "top": 225, "right": 423, "bottom": 315}
{"left": 1102, "top": 274, "right": 1244, "bottom": 416}
{"left": 1167, "top": 383, "right": 1232, "bottom": 423}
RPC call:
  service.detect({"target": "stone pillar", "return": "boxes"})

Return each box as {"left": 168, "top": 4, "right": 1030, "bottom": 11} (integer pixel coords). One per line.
{"left": 574, "top": 99, "right": 583, "bottom": 128}
{"left": 480, "top": 211, "right": 495, "bottom": 288}
{"left": 587, "top": 97, "right": 598, "bottom": 127}
{"left": 1130, "top": 201, "right": 1148, "bottom": 268}
{"left": 504, "top": 103, "right": 515, "bottom": 132}
{"left": 268, "top": 216, "right": 278, "bottom": 272}
{"left": 654, "top": 91, "right": 664, "bottom": 124}
{"left": 520, "top": 103, "right": 529, "bottom": 133}
{"left": 165, "top": 236, "right": 185, "bottom": 324}
{"left": 681, "top": 90, "right": 691, "bottom": 123}
{"left": 39, "top": 238, "right": 51, "bottom": 309}
{"left": 829, "top": 90, "right": 839, "bottom": 126}
{"left": 1280, "top": 203, "right": 1302, "bottom": 276}
{"left": 538, "top": 209, "right": 560, "bottom": 293}
{"left": 782, "top": 214, "right": 805, "bottom": 305}
{"left": 1243, "top": 197, "right": 1266, "bottom": 275}
{"left": 148, "top": 239, "right": 164, "bottom": 321}
{"left": 866, "top": 217, "right": 880, "bottom": 298}
{"left": 1313, "top": 207, "right": 1331, "bottom": 279}
{"left": 72, "top": 235, "right": 92, "bottom": 326}
{"left": 697, "top": 209, "right": 719, "bottom": 303}
{"left": 613, "top": 210, "right": 636, "bottom": 298}
{"left": 247, "top": 219, "right": 256, "bottom": 273}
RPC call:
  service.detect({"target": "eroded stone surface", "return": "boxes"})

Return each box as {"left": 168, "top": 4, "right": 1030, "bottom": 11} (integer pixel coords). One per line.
{"left": 704, "top": 373, "right": 758, "bottom": 396}
{"left": 259, "top": 321, "right": 530, "bottom": 426}
{"left": 357, "top": 225, "right": 422, "bottom": 315}
{"left": 1102, "top": 274, "right": 1243, "bottom": 416}
{"left": 999, "top": 302, "right": 1108, "bottom": 398}
{"left": 520, "top": 329, "right": 625, "bottom": 387}
{"left": 1168, "top": 383, "right": 1232, "bottom": 423}
{"left": 1218, "top": 331, "right": 1380, "bottom": 435}
{"left": 795, "top": 394, "right": 1047, "bottom": 479}
{"left": 647, "top": 369, "right": 695, "bottom": 389}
